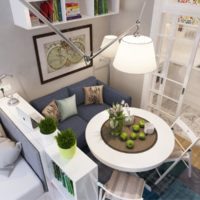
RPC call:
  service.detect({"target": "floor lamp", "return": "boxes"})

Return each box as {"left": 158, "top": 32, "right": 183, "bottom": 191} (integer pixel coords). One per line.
{"left": 100, "top": 35, "right": 119, "bottom": 85}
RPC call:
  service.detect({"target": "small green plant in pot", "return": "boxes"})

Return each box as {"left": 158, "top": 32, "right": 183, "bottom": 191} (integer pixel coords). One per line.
{"left": 55, "top": 128, "right": 77, "bottom": 159}
{"left": 39, "top": 117, "right": 57, "bottom": 135}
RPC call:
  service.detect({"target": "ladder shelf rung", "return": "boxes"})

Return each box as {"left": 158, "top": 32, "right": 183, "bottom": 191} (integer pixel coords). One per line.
{"left": 150, "top": 89, "right": 179, "bottom": 103}
{"left": 148, "top": 104, "right": 176, "bottom": 118}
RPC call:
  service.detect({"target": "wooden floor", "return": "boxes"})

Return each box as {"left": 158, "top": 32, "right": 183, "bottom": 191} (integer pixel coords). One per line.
{"left": 176, "top": 135, "right": 200, "bottom": 170}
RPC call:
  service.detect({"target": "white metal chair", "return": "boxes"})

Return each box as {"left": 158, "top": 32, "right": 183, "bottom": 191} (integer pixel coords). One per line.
{"left": 98, "top": 170, "right": 145, "bottom": 200}
{"left": 155, "top": 117, "right": 200, "bottom": 185}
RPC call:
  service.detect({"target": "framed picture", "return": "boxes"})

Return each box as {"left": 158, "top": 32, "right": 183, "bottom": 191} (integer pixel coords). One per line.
{"left": 33, "top": 24, "right": 93, "bottom": 84}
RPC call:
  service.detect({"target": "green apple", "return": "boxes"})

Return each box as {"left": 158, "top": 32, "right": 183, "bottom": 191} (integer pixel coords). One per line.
{"left": 130, "top": 132, "right": 137, "bottom": 140}
{"left": 139, "top": 119, "right": 145, "bottom": 128}
{"left": 132, "top": 124, "right": 140, "bottom": 132}
{"left": 120, "top": 132, "right": 128, "bottom": 141}
{"left": 139, "top": 132, "right": 146, "bottom": 140}
{"left": 126, "top": 139, "right": 134, "bottom": 149}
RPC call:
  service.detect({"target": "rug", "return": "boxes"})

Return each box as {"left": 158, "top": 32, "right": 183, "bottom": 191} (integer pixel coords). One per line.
{"left": 141, "top": 163, "right": 200, "bottom": 200}
{"left": 87, "top": 151, "right": 200, "bottom": 200}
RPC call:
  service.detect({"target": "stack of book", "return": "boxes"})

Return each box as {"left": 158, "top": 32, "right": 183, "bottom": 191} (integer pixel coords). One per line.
{"left": 94, "top": 0, "right": 108, "bottom": 15}
{"left": 52, "top": 162, "right": 74, "bottom": 196}
{"left": 65, "top": 1, "right": 81, "bottom": 20}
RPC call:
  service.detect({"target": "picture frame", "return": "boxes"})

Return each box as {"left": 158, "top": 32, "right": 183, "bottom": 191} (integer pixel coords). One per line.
{"left": 33, "top": 24, "right": 93, "bottom": 84}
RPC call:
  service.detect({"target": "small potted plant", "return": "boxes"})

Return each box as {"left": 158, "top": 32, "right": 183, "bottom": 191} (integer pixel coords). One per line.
{"left": 55, "top": 128, "right": 77, "bottom": 159}
{"left": 38, "top": 117, "right": 57, "bottom": 144}
{"left": 39, "top": 117, "right": 57, "bottom": 135}
{"left": 108, "top": 103, "right": 125, "bottom": 136}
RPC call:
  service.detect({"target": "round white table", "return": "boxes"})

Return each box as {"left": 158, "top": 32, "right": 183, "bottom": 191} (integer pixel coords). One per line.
{"left": 85, "top": 108, "right": 175, "bottom": 172}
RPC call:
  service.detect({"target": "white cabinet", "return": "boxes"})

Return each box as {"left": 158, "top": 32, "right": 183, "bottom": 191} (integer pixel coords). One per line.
{"left": 0, "top": 93, "right": 98, "bottom": 200}
{"left": 9, "top": 0, "right": 120, "bottom": 29}
{"left": 45, "top": 143, "right": 98, "bottom": 200}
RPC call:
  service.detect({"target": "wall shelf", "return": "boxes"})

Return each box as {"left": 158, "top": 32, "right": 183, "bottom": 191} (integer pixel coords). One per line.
{"left": 9, "top": 0, "right": 120, "bottom": 30}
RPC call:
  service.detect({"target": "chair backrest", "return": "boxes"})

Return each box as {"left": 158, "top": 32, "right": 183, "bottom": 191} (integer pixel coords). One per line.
{"left": 98, "top": 170, "right": 145, "bottom": 200}
{"left": 172, "top": 117, "right": 200, "bottom": 145}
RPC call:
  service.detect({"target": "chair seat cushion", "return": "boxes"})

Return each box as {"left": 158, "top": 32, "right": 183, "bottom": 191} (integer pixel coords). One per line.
{"left": 58, "top": 115, "right": 87, "bottom": 149}
{"left": 0, "top": 157, "right": 44, "bottom": 200}
{"left": 168, "top": 142, "right": 190, "bottom": 160}
{"left": 78, "top": 103, "right": 110, "bottom": 122}
{"left": 105, "top": 170, "right": 145, "bottom": 200}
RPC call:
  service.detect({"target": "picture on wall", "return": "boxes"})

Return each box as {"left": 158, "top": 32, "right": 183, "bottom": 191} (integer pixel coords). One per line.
{"left": 33, "top": 24, "right": 93, "bottom": 84}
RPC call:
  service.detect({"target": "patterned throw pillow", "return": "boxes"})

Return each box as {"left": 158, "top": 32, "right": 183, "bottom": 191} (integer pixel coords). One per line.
{"left": 84, "top": 85, "right": 104, "bottom": 105}
{"left": 42, "top": 100, "right": 60, "bottom": 121}
{"left": 0, "top": 124, "right": 6, "bottom": 137}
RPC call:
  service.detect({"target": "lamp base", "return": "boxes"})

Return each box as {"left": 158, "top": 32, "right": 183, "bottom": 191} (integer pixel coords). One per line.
{"left": 7, "top": 97, "right": 19, "bottom": 106}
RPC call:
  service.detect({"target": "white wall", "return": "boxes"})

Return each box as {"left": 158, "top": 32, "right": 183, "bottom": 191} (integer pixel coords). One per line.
{"left": 0, "top": 0, "right": 110, "bottom": 101}
{"left": 0, "top": 0, "right": 154, "bottom": 104}
{"left": 109, "top": 0, "right": 155, "bottom": 107}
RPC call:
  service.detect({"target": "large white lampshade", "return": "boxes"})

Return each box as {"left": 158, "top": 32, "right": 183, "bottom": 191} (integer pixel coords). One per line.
{"left": 113, "top": 35, "right": 157, "bottom": 74}
{"left": 101, "top": 35, "right": 119, "bottom": 58}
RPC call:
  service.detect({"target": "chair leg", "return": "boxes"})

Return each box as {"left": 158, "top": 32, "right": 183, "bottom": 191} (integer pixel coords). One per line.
{"left": 188, "top": 151, "right": 192, "bottom": 178}
{"left": 102, "top": 193, "right": 106, "bottom": 200}
{"left": 98, "top": 188, "right": 103, "bottom": 200}
{"left": 155, "top": 168, "right": 161, "bottom": 177}
{"left": 155, "top": 159, "right": 181, "bottom": 185}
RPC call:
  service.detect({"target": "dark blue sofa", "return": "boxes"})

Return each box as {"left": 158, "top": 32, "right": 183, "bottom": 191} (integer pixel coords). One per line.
{"left": 31, "top": 76, "right": 131, "bottom": 150}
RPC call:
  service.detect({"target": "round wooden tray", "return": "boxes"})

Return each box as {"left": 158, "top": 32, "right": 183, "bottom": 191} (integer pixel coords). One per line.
{"left": 101, "top": 116, "right": 158, "bottom": 153}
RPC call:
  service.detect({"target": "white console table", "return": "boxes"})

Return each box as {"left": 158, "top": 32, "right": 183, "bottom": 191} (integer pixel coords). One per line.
{"left": 0, "top": 93, "right": 98, "bottom": 200}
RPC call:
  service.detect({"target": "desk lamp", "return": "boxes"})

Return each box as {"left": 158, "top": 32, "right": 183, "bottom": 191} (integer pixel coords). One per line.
{"left": 0, "top": 74, "right": 19, "bottom": 105}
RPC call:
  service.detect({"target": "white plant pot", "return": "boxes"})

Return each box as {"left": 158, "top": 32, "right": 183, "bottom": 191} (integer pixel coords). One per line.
{"left": 40, "top": 130, "right": 57, "bottom": 146}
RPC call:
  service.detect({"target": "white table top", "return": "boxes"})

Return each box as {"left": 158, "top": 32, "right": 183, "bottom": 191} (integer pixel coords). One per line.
{"left": 86, "top": 108, "right": 175, "bottom": 172}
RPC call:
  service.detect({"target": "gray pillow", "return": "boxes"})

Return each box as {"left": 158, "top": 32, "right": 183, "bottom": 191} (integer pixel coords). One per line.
{"left": 56, "top": 94, "right": 78, "bottom": 121}
{"left": 0, "top": 137, "right": 22, "bottom": 169}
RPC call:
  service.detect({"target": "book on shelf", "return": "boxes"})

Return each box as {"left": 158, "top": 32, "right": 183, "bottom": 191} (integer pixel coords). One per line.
{"left": 29, "top": 0, "right": 62, "bottom": 26}
{"left": 30, "top": 12, "right": 41, "bottom": 26}
{"left": 65, "top": 0, "right": 82, "bottom": 20}
{"left": 178, "top": 0, "right": 200, "bottom": 4}
{"left": 95, "top": 0, "right": 108, "bottom": 16}
{"left": 52, "top": 162, "right": 74, "bottom": 196}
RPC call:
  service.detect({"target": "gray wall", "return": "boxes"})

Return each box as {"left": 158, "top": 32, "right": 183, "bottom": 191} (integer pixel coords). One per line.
{"left": 0, "top": 0, "right": 154, "bottom": 104}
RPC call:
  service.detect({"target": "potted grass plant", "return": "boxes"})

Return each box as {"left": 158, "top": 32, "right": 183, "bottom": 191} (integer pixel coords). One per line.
{"left": 55, "top": 128, "right": 77, "bottom": 159}
{"left": 38, "top": 117, "right": 57, "bottom": 144}
{"left": 39, "top": 117, "right": 57, "bottom": 135}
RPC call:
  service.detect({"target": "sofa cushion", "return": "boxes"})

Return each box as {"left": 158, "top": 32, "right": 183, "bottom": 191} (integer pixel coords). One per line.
{"left": 97, "top": 80, "right": 132, "bottom": 106}
{"left": 42, "top": 100, "right": 60, "bottom": 121}
{"left": 78, "top": 103, "right": 110, "bottom": 122}
{"left": 56, "top": 95, "right": 78, "bottom": 121}
{"left": 58, "top": 116, "right": 87, "bottom": 149}
{"left": 31, "top": 87, "right": 69, "bottom": 112}
{"left": 84, "top": 85, "right": 104, "bottom": 105}
{"left": 0, "top": 124, "right": 6, "bottom": 137}
{"left": 68, "top": 76, "right": 97, "bottom": 105}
